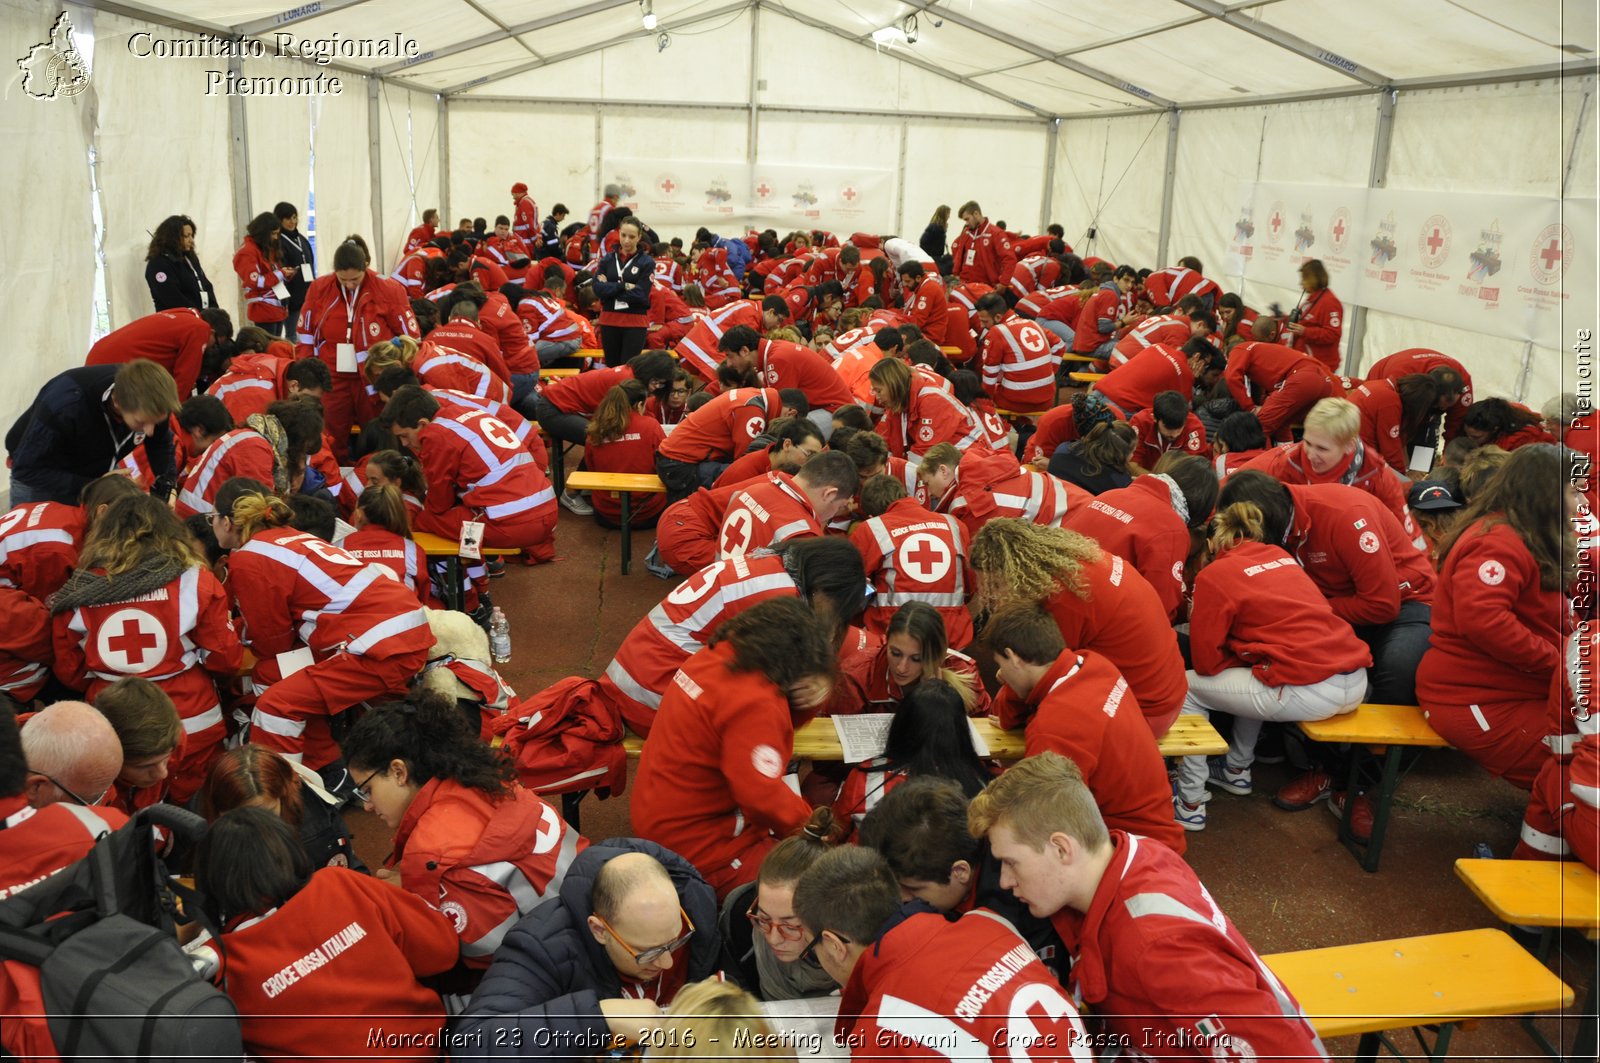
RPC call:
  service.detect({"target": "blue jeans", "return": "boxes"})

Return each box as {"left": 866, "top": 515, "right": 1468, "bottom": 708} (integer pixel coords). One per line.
{"left": 6, "top": 481, "right": 49, "bottom": 508}
{"left": 1037, "top": 318, "right": 1074, "bottom": 347}
{"left": 1353, "top": 600, "right": 1432, "bottom": 706}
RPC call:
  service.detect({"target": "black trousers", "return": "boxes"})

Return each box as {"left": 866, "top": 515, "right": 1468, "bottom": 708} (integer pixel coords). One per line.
{"left": 600, "top": 324, "right": 647, "bottom": 368}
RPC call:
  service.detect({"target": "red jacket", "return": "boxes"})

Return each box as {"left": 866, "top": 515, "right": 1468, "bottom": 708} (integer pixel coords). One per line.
{"left": 996, "top": 649, "right": 1185, "bottom": 852}
{"left": 210, "top": 866, "right": 458, "bottom": 1063}
{"left": 585, "top": 411, "right": 667, "bottom": 524}
{"left": 1023, "top": 402, "right": 1122, "bottom": 466}
{"left": 1287, "top": 287, "right": 1344, "bottom": 371}
{"left": 979, "top": 314, "right": 1062, "bottom": 413}
{"left": 719, "top": 471, "right": 822, "bottom": 558}
{"left": 901, "top": 272, "right": 948, "bottom": 343}
{"left": 1238, "top": 441, "right": 1423, "bottom": 549}
{"left": 1223, "top": 341, "right": 1330, "bottom": 413}
{"left": 877, "top": 378, "right": 988, "bottom": 462}
{"left": 835, "top": 906, "right": 1090, "bottom": 1061}
{"left": 712, "top": 447, "right": 778, "bottom": 489}
{"left": 676, "top": 301, "right": 762, "bottom": 385}
{"left": 0, "top": 502, "right": 81, "bottom": 600}
{"left": 1063, "top": 477, "right": 1191, "bottom": 621}
{"left": 1053, "top": 831, "right": 1328, "bottom": 1061}
{"left": 518, "top": 291, "right": 580, "bottom": 347}
{"left": 1045, "top": 552, "right": 1187, "bottom": 734}
{"left": 1072, "top": 284, "right": 1124, "bottom": 353}
{"left": 1366, "top": 348, "right": 1472, "bottom": 440}
{"left": 232, "top": 239, "right": 290, "bottom": 324}
{"left": 1094, "top": 343, "right": 1193, "bottom": 415}
{"left": 484, "top": 232, "right": 531, "bottom": 267}
{"left": 658, "top": 387, "right": 782, "bottom": 465}
{"left": 631, "top": 641, "right": 814, "bottom": 894}
{"left": 84, "top": 308, "right": 214, "bottom": 399}
{"left": 208, "top": 352, "right": 294, "bottom": 422}
{"left": 340, "top": 527, "right": 434, "bottom": 607}
{"left": 391, "top": 246, "right": 442, "bottom": 297}
{"left": 426, "top": 320, "right": 511, "bottom": 383}
{"left": 418, "top": 407, "right": 555, "bottom": 527}
{"left": 1129, "top": 409, "right": 1207, "bottom": 470}
{"left": 513, "top": 194, "right": 539, "bottom": 245}
{"left": 391, "top": 777, "right": 586, "bottom": 966}
{"left": 429, "top": 387, "right": 547, "bottom": 471}
{"left": 1006, "top": 254, "right": 1063, "bottom": 298}
{"left": 414, "top": 342, "right": 510, "bottom": 405}
{"left": 1283, "top": 482, "right": 1434, "bottom": 627}
{"left": 295, "top": 271, "right": 419, "bottom": 380}
{"left": 851, "top": 496, "right": 974, "bottom": 648}
{"left": 1417, "top": 518, "right": 1567, "bottom": 706}
{"left": 1142, "top": 265, "right": 1223, "bottom": 310}
{"left": 541, "top": 364, "right": 629, "bottom": 416}
{"left": 0, "top": 588, "right": 51, "bottom": 700}
{"left": 755, "top": 339, "right": 855, "bottom": 412}
{"left": 600, "top": 552, "right": 798, "bottom": 735}
{"left": 174, "top": 428, "right": 277, "bottom": 520}
{"left": 1346, "top": 378, "right": 1413, "bottom": 473}
{"left": 1111, "top": 314, "right": 1191, "bottom": 365}
{"left": 402, "top": 222, "right": 436, "bottom": 256}
{"left": 0, "top": 796, "right": 126, "bottom": 901}
{"left": 1191, "top": 539, "right": 1371, "bottom": 686}
{"left": 950, "top": 220, "right": 1016, "bottom": 287}
{"left": 835, "top": 643, "right": 988, "bottom": 717}
{"left": 931, "top": 446, "right": 1081, "bottom": 542}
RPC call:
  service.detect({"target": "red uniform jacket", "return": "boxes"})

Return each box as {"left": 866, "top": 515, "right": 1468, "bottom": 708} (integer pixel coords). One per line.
{"left": 836, "top": 906, "right": 1091, "bottom": 1062}
{"left": 755, "top": 340, "right": 855, "bottom": 412}
{"left": 658, "top": 387, "right": 781, "bottom": 465}
{"left": 601, "top": 552, "right": 797, "bottom": 735}
{"left": 1346, "top": 377, "right": 1414, "bottom": 473}
{"left": 228, "top": 527, "right": 434, "bottom": 681}
{"left": 208, "top": 352, "right": 294, "bottom": 422}
{"left": 851, "top": 496, "right": 974, "bottom": 648}
{"left": 429, "top": 387, "right": 547, "bottom": 471}
{"left": 1093, "top": 343, "right": 1193, "bottom": 416}
{"left": 0, "top": 502, "right": 81, "bottom": 600}
{"left": 835, "top": 644, "right": 988, "bottom": 717}
{"left": 232, "top": 240, "right": 289, "bottom": 325}
{"left": 1129, "top": 409, "right": 1207, "bottom": 470}
{"left": 1238, "top": 441, "right": 1423, "bottom": 549}
{"left": 1053, "top": 831, "right": 1328, "bottom": 1060}
{"left": 950, "top": 220, "right": 1016, "bottom": 287}
{"left": 1287, "top": 288, "right": 1344, "bottom": 371}
{"left": 1416, "top": 519, "right": 1567, "bottom": 707}
{"left": 1366, "top": 348, "right": 1472, "bottom": 440}
{"left": 175, "top": 429, "right": 276, "bottom": 519}
{"left": 512, "top": 194, "right": 539, "bottom": 245}
{"left": 392, "top": 778, "right": 585, "bottom": 966}
{"left": 210, "top": 867, "right": 458, "bottom": 1063}
{"left": 1111, "top": 314, "right": 1191, "bottom": 365}
{"left": 1222, "top": 341, "right": 1328, "bottom": 412}
{"left": 541, "top": 364, "right": 630, "bottom": 416}
{"left": 1023, "top": 402, "right": 1121, "bottom": 466}
{"left": 391, "top": 246, "right": 442, "bottom": 296}
{"left": 631, "top": 641, "right": 814, "bottom": 895}
{"left": 719, "top": 471, "right": 822, "bottom": 558}
{"left": 519, "top": 291, "right": 580, "bottom": 348}
{"left": 1283, "top": 482, "right": 1434, "bottom": 627}
{"left": 295, "top": 272, "right": 419, "bottom": 382}
{"left": 426, "top": 320, "right": 511, "bottom": 383}
{"left": 484, "top": 232, "right": 531, "bottom": 267}
{"left": 1045, "top": 552, "right": 1187, "bottom": 734}
{"left": 996, "top": 649, "right": 1185, "bottom": 853}
{"left": 652, "top": 477, "right": 765, "bottom": 581}
{"left": 877, "top": 379, "right": 988, "bottom": 462}
{"left": 1142, "top": 266, "right": 1223, "bottom": 310}
{"left": 414, "top": 342, "right": 510, "bottom": 406}
{"left": 0, "top": 797, "right": 126, "bottom": 901}
{"left": 84, "top": 308, "right": 214, "bottom": 399}
{"left": 931, "top": 446, "right": 1082, "bottom": 542}
{"left": 980, "top": 314, "right": 1062, "bottom": 413}
{"left": 1191, "top": 540, "right": 1371, "bottom": 686}
{"left": 1071, "top": 285, "right": 1123, "bottom": 354}
{"left": 418, "top": 406, "right": 555, "bottom": 528}
{"left": 585, "top": 411, "right": 668, "bottom": 524}
{"left": 902, "top": 272, "right": 948, "bottom": 343}
{"left": 1006, "top": 255, "right": 1063, "bottom": 299}
{"left": 1063, "top": 477, "right": 1191, "bottom": 621}
{"left": 676, "top": 301, "right": 762, "bottom": 384}
{"left": 340, "top": 527, "right": 434, "bottom": 607}
{"left": 402, "top": 222, "right": 436, "bottom": 256}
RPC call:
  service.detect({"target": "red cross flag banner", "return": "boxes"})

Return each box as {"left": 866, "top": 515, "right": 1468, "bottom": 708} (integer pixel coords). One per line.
{"left": 604, "top": 160, "right": 894, "bottom": 233}
{"left": 1227, "top": 181, "right": 1595, "bottom": 353}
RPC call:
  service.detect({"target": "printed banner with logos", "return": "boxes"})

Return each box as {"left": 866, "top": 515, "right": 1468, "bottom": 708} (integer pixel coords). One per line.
{"left": 1225, "top": 182, "right": 1594, "bottom": 351}
{"left": 602, "top": 159, "right": 894, "bottom": 236}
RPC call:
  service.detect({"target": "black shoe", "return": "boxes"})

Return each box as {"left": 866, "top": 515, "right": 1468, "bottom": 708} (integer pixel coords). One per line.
{"left": 487, "top": 558, "right": 507, "bottom": 578}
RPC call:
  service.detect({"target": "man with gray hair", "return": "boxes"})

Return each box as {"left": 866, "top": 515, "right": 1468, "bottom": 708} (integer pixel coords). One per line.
{"left": 588, "top": 184, "right": 623, "bottom": 240}
{"left": 19, "top": 701, "right": 124, "bottom": 811}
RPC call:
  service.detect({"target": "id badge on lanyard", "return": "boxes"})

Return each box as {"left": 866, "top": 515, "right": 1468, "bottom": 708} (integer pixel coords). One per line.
{"left": 336, "top": 281, "right": 361, "bottom": 374}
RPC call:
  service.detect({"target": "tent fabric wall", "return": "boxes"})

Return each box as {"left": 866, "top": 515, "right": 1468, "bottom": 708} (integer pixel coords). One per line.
{"left": 447, "top": 101, "right": 598, "bottom": 227}
{"left": 378, "top": 83, "right": 442, "bottom": 269}
{"left": 1052, "top": 112, "right": 1169, "bottom": 269}
{"left": 902, "top": 119, "right": 1047, "bottom": 237}
{"left": 1, "top": 0, "right": 96, "bottom": 494}
{"left": 309, "top": 83, "right": 373, "bottom": 267}
{"left": 91, "top": 10, "right": 237, "bottom": 331}
{"left": 244, "top": 55, "right": 314, "bottom": 250}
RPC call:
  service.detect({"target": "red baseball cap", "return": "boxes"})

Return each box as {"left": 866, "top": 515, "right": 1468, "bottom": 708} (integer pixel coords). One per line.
{"left": 511, "top": 182, "right": 528, "bottom": 195}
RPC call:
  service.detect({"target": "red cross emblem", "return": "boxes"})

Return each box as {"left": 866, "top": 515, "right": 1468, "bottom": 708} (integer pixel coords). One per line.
{"left": 722, "top": 508, "right": 755, "bottom": 557}
{"left": 659, "top": 177, "right": 676, "bottom": 194}
{"left": 1478, "top": 559, "right": 1505, "bottom": 586}
{"left": 1270, "top": 213, "right": 1282, "bottom": 234}
{"left": 1540, "top": 239, "right": 1563, "bottom": 271}
{"left": 666, "top": 561, "right": 725, "bottom": 605}
{"left": 1333, "top": 218, "right": 1346, "bottom": 241}
{"left": 1426, "top": 228, "right": 1445, "bottom": 254}
{"left": 842, "top": 186, "right": 858, "bottom": 202}
{"left": 98, "top": 609, "right": 167, "bottom": 674}
{"left": 899, "top": 532, "right": 952, "bottom": 583}
{"left": 756, "top": 182, "right": 772, "bottom": 198}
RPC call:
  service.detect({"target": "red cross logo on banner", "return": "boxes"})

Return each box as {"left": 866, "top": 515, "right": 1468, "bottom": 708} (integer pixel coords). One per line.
{"left": 756, "top": 182, "right": 772, "bottom": 198}
{"left": 1333, "top": 218, "right": 1346, "bottom": 241}
{"left": 722, "top": 509, "right": 755, "bottom": 557}
{"left": 842, "top": 186, "right": 858, "bottom": 202}
{"left": 899, "top": 532, "right": 952, "bottom": 584}
{"left": 1426, "top": 229, "right": 1445, "bottom": 254}
{"left": 1540, "top": 239, "right": 1563, "bottom": 271}
{"left": 98, "top": 609, "right": 167, "bottom": 674}
{"left": 1270, "top": 213, "right": 1282, "bottom": 234}
{"left": 659, "top": 177, "right": 677, "bottom": 194}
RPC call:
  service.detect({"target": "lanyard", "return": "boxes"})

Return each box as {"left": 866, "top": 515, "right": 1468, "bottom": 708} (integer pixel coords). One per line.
{"left": 341, "top": 280, "right": 363, "bottom": 342}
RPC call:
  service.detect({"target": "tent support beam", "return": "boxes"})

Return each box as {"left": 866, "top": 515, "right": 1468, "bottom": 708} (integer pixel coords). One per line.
{"left": 227, "top": 55, "right": 252, "bottom": 259}
{"left": 1168, "top": 0, "right": 1388, "bottom": 86}
{"left": 374, "top": 0, "right": 637, "bottom": 77}
{"left": 1564, "top": 81, "right": 1595, "bottom": 198}
{"left": 367, "top": 77, "right": 385, "bottom": 267}
{"left": 894, "top": 0, "right": 1172, "bottom": 110}
{"left": 452, "top": 96, "right": 1048, "bottom": 126}
{"left": 232, "top": 0, "right": 376, "bottom": 35}
{"left": 747, "top": 3, "right": 760, "bottom": 166}
{"left": 1156, "top": 109, "right": 1181, "bottom": 266}
{"left": 1342, "top": 88, "right": 1396, "bottom": 373}
{"left": 438, "top": 95, "right": 451, "bottom": 223}
{"left": 896, "top": 124, "right": 910, "bottom": 234}
{"left": 1040, "top": 119, "right": 1060, "bottom": 233}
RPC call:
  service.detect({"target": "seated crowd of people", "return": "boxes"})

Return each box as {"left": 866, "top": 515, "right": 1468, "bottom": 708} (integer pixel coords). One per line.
{"left": 0, "top": 182, "right": 1593, "bottom": 1062}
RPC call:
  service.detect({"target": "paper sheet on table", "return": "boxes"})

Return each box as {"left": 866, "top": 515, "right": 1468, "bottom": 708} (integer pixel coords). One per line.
{"left": 967, "top": 718, "right": 991, "bottom": 758}
{"left": 1409, "top": 444, "right": 1435, "bottom": 472}
{"left": 762, "top": 995, "right": 844, "bottom": 1059}
{"left": 833, "top": 713, "right": 991, "bottom": 761}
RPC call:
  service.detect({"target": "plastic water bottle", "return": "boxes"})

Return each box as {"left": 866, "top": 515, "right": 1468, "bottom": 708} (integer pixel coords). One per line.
{"left": 489, "top": 607, "right": 511, "bottom": 664}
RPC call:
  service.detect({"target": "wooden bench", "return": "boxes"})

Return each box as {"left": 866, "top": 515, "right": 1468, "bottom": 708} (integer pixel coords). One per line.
{"left": 620, "top": 713, "right": 1225, "bottom": 761}
{"left": 539, "top": 367, "right": 581, "bottom": 380}
{"left": 995, "top": 408, "right": 1044, "bottom": 421}
{"left": 573, "top": 349, "right": 605, "bottom": 360}
{"left": 1265, "top": 928, "right": 1575, "bottom": 1060}
{"left": 411, "top": 530, "right": 521, "bottom": 612}
{"left": 1455, "top": 858, "right": 1599, "bottom": 1058}
{"left": 1068, "top": 371, "right": 1106, "bottom": 383}
{"left": 562, "top": 471, "right": 666, "bottom": 575}
{"left": 1298, "top": 703, "right": 1449, "bottom": 873}
{"left": 1059, "top": 351, "right": 1104, "bottom": 365}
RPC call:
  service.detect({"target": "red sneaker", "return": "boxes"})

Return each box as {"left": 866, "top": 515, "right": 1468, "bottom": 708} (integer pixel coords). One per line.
{"left": 1272, "top": 769, "right": 1332, "bottom": 811}
{"left": 1329, "top": 790, "right": 1374, "bottom": 843}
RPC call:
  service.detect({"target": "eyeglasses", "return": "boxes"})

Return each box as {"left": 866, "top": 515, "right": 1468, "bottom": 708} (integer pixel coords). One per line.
{"left": 747, "top": 903, "right": 807, "bottom": 942}
{"left": 351, "top": 766, "right": 384, "bottom": 804}
{"left": 596, "top": 906, "right": 696, "bottom": 966}
{"left": 801, "top": 928, "right": 852, "bottom": 962}
{"left": 39, "top": 773, "right": 108, "bottom": 808}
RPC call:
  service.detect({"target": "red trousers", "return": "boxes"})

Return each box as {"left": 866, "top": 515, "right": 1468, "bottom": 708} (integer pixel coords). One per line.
{"left": 654, "top": 510, "right": 717, "bottom": 577}
{"left": 252, "top": 647, "right": 428, "bottom": 765}
{"left": 1257, "top": 367, "right": 1333, "bottom": 441}
{"left": 1517, "top": 757, "right": 1575, "bottom": 860}
{"left": 320, "top": 372, "right": 378, "bottom": 463}
{"left": 1424, "top": 698, "right": 1546, "bottom": 790}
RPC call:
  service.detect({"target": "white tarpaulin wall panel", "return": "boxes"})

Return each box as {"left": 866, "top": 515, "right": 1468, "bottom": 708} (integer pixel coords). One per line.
{"left": 757, "top": 113, "right": 900, "bottom": 232}
{"left": 902, "top": 120, "right": 1047, "bottom": 239}
{"left": 447, "top": 102, "right": 598, "bottom": 224}
{"left": 90, "top": 10, "right": 237, "bottom": 330}
{"left": 378, "top": 84, "right": 442, "bottom": 268}
{"left": 1388, "top": 79, "right": 1585, "bottom": 197}
{"left": 460, "top": 55, "right": 604, "bottom": 100}
{"left": 243, "top": 57, "right": 314, "bottom": 240}
{"left": 2, "top": 0, "right": 96, "bottom": 492}
{"left": 309, "top": 85, "right": 373, "bottom": 264}
{"left": 602, "top": 11, "right": 750, "bottom": 104}
{"left": 1054, "top": 113, "right": 1168, "bottom": 269}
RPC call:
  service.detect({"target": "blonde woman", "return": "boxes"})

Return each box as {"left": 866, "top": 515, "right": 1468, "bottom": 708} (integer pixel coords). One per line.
{"left": 648, "top": 979, "right": 795, "bottom": 1060}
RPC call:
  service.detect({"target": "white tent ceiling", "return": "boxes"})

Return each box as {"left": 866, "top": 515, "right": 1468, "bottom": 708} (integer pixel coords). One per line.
{"left": 104, "top": 0, "right": 1598, "bottom": 116}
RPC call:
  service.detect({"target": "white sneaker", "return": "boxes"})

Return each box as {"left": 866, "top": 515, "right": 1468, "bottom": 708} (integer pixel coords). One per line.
{"left": 1173, "top": 796, "right": 1208, "bottom": 832}
{"left": 560, "top": 491, "right": 594, "bottom": 516}
{"left": 1206, "top": 761, "right": 1253, "bottom": 796}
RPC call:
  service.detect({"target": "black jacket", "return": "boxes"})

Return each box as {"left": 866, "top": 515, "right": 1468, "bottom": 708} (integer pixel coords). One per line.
{"left": 456, "top": 837, "right": 720, "bottom": 1060}
{"left": 145, "top": 253, "right": 217, "bottom": 312}
{"left": 276, "top": 229, "right": 314, "bottom": 304}
{"left": 6, "top": 365, "right": 175, "bottom": 504}
{"left": 591, "top": 251, "right": 656, "bottom": 318}
{"left": 920, "top": 222, "right": 948, "bottom": 262}
{"left": 1047, "top": 443, "right": 1133, "bottom": 496}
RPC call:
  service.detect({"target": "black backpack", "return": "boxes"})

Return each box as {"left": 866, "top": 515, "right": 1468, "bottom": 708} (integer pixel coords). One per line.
{"left": 0, "top": 804, "right": 242, "bottom": 1062}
